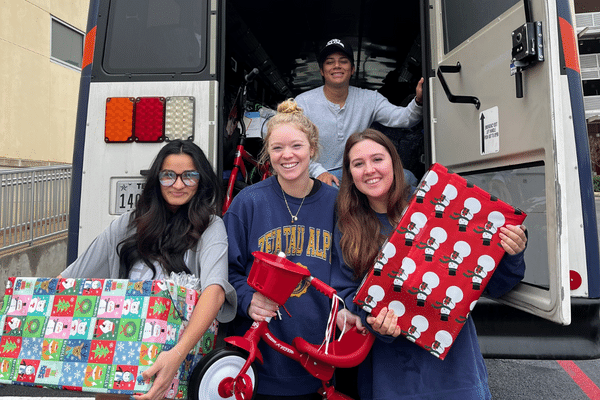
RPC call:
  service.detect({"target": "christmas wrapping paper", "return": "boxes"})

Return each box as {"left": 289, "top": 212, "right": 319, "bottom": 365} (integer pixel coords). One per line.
{"left": 353, "top": 163, "right": 526, "bottom": 360}
{"left": 0, "top": 277, "right": 217, "bottom": 398}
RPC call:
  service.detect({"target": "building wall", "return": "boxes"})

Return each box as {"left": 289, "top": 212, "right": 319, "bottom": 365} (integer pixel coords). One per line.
{"left": 0, "top": 0, "right": 88, "bottom": 166}
{"left": 575, "top": 4, "right": 600, "bottom": 175}
{"left": 577, "top": 13, "right": 600, "bottom": 122}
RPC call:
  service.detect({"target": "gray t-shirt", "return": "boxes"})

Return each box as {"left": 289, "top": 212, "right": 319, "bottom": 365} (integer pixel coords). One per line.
{"left": 295, "top": 85, "right": 423, "bottom": 178}
{"left": 61, "top": 212, "right": 236, "bottom": 322}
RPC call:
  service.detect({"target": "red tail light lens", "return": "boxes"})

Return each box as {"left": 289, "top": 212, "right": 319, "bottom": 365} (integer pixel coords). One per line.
{"left": 134, "top": 97, "right": 165, "bottom": 142}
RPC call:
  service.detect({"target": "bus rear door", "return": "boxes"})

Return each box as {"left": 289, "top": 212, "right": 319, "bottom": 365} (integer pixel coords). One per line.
{"left": 424, "top": 0, "right": 600, "bottom": 357}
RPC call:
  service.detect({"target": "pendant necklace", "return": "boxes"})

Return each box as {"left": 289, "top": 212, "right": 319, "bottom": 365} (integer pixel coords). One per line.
{"left": 281, "top": 182, "right": 310, "bottom": 224}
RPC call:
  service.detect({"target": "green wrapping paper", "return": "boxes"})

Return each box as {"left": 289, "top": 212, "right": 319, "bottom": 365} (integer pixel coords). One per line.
{"left": 0, "top": 277, "right": 217, "bottom": 398}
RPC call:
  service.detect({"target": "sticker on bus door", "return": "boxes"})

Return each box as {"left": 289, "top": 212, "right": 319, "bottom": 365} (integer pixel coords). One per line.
{"left": 480, "top": 106, "right": 499, "bottom": 155}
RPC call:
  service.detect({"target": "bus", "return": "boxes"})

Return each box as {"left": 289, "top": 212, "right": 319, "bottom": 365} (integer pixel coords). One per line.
{"left": 68, "top": 0, "right": 600, "bottom": 359}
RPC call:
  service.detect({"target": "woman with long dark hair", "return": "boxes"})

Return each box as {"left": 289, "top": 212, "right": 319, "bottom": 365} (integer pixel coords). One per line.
{"left": 335, "top": 129, "right": 527, "bottom": 400}
{"left": 59, "top": 140, "right": 236, "bottom": 400}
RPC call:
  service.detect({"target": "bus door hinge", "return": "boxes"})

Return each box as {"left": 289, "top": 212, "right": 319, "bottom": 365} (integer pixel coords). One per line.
{"left": 511, "top": 21, "right": 544, "bottom": 99}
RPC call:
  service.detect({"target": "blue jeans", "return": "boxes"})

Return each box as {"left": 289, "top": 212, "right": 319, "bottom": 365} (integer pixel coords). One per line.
{"left": 328, "top": 167, "right": 344, "bottom": 188}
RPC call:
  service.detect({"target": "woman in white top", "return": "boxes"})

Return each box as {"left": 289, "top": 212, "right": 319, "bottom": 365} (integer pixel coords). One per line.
{"left": 59, "top": 140, "right": 236, "bottom": 400}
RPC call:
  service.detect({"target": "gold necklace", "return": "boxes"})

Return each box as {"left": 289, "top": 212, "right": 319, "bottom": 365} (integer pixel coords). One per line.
{"left": 281, "top": 183, "right": 310, "bottom": 224}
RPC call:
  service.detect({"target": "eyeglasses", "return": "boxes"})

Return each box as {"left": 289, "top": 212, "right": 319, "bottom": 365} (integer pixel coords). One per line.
{"left": 158, "top": 170, "right": 200, "bottom": 187}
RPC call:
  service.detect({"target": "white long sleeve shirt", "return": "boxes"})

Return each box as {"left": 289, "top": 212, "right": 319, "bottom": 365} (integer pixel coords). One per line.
{"left": 295, "top": 85, "right": 423, "bottom": 178}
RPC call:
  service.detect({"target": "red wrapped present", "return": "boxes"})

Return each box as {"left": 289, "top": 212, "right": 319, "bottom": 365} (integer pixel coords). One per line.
{"left": 353, "top": 163, "right": 526, "bottom": 360}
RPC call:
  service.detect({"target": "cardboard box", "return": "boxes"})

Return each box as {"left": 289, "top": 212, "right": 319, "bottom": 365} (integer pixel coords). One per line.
{"left": 0, "top": 277, "right": 217, "bottom": 398}
{"left": 353, "top": 163, "right": 526, "bottom": 360}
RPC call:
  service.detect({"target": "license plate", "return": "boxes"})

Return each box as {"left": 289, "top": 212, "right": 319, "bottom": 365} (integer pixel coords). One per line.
{"left": 115, "top": 180, "right": 145, "bottom": 214}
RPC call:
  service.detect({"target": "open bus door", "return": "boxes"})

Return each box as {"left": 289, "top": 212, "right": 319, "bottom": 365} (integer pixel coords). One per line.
{"left": 423, "top": 0, "right": 600, "bottom": 357}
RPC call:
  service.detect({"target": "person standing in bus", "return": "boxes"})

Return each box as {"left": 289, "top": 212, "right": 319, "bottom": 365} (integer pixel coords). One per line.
{"left": 59, "top": 140, "right": 236, "bottom": 400}
{"left": 334, "top": 129, "right": 528, "bottom": 400}
{"left": 295, "top": 38, "right": 424, "bottom": 187}
{"left": 224, "top": 99, "right": 353, "bottom": 399}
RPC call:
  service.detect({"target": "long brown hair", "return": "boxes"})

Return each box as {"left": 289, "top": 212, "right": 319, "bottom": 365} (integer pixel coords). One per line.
{"left": 336, "top": 129, "right": 410, "bottom": 278}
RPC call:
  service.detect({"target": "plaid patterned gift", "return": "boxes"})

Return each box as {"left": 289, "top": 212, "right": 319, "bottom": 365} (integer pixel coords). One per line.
{"left": 0, "top": 276, "right": 217, "bottom": 398}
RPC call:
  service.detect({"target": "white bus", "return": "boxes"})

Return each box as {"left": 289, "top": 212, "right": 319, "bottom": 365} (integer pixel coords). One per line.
{"left": 68, "top": 0, "right": 600, "bottom": 360}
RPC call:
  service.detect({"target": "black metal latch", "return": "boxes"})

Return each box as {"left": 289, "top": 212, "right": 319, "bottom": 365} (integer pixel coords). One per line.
{"left": 436, "top": 62, "right": 481, "bottom": 110}
{"left": 511, "top": 21, "right": 544, "bottom": 98}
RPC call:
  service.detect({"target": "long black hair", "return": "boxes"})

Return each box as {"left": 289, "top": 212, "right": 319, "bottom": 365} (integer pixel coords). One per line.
{"left": 117, "top": 140, "right": 222, "bottom": 278}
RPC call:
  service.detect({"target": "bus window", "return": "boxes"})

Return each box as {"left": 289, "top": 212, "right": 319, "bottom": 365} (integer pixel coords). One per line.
{"left": 103, "top": 0, "right": 207, "bottom": 74}
{"left": 463, "top": 164, "right": 550, "bottom": 290}
{"left": 442, "top": 0, "right": 520, "bottom": 54}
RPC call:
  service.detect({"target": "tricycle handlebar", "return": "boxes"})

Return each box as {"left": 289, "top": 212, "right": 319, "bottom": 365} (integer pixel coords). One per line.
{"left": 306, "top": 276, "right": 336, "bottom": 299}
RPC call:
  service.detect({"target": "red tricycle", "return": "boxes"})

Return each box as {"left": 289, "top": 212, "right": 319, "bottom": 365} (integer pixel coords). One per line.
{"left": 188, "top": 251, "right": 375, "bottom": 400}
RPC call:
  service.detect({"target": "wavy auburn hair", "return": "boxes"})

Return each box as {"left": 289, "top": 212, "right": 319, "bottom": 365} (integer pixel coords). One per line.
{"left": 336, "top": 129, "right": 410, "bottom": 278}
{"left": 117, "top": 140, "right": 222, "bottom": 279}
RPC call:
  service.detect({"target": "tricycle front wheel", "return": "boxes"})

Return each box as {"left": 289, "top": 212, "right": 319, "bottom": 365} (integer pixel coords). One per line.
{"left": 188, "top": 347, "right": 257, "bottom": 400}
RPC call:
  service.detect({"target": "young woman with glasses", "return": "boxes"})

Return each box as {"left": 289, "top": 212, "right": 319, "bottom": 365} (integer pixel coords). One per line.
{"left": 59, "top": 140, "right": 236, "bottom": 400}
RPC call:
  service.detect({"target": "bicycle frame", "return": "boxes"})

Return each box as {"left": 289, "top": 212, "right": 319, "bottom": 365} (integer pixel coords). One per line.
{"left": 223, "top": 140, "right": 248, "bottom": 213}
{"left": 222, "top": 136, "right": 270, "bottom": 214}
{"left": 222, "top": 68, "right": 270, "bottom": 214}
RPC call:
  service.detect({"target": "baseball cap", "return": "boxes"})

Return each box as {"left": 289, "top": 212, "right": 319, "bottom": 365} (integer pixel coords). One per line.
{"left": 318, "top": 38, "right": 354, "bottom": 66}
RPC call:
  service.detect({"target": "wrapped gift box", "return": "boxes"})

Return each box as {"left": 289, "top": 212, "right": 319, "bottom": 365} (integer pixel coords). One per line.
{"left": 353, "top": 163, "right": 526, "bottom": 360}
{"left": 0, "top": 277, "right": 217, "bottom": 398}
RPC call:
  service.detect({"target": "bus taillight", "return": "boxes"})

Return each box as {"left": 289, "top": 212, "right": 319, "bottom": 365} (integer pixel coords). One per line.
{"left": 105, "top": 96, "right": 195, "bottom": 143}
{"left": 134, "top": 97, "right": 165, "bottom": 142}
{"left": 165, "top": 96, "right": 195, "bottom": 141}
{"left": 105, "top": 97, "right": 134, "bottom": 142}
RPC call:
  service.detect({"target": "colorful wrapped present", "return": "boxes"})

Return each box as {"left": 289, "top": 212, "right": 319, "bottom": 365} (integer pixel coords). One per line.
{"left": 353, "top": 163, "right": 526, "bottom": 360}
{"left": 0, "top": 276, "right": 217, "bottom": 398}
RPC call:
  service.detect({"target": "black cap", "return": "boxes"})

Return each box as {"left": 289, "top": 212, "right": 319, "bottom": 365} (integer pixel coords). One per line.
{"left": 318, "top": 38, "right": 354, "bottom": 66}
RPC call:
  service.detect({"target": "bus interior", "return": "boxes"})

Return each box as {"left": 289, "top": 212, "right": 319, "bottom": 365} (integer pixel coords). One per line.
{"left": 221, "top": 0, "right": 426, "bottom": 179}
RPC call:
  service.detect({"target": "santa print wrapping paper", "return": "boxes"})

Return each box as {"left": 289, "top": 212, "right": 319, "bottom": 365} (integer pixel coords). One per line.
{"left": 0, "top": 277, "right": 218, "bottom": 398}
{"left": 353, "top": 163, "right": 526, "bottom": 360}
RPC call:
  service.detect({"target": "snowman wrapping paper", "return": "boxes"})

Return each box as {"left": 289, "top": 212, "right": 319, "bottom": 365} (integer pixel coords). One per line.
{"left": 0, "top": 276, "right": 217, "bottom": 397}
{"left": 353, "top": 163, "right": 526, "bottom": 360}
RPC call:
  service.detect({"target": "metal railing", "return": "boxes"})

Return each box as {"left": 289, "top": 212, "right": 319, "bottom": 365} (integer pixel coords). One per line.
{"left": 576, "top": 12, "right": 600, "bottom": 30}
{"left": 580, "top": 54, "right": 600, "bottom": 81}
{"left": 0, "top": 165, "right": 71, "bottom": 252}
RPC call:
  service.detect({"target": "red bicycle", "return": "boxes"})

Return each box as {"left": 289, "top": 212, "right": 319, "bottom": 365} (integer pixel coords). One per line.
{"left": 222, "top": 68, "right": 271, "bottom": 214}
{"left": 188, "top": 252, "right": 375, "bottom": 400}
